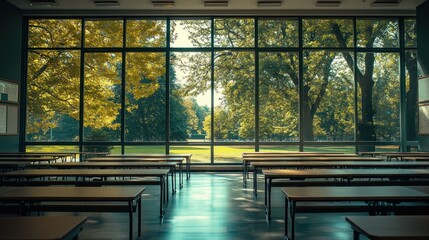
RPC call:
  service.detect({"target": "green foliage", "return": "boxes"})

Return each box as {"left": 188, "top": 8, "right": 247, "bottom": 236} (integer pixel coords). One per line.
{"left": 25, "top": 17, "right": 415, "bottom": 146}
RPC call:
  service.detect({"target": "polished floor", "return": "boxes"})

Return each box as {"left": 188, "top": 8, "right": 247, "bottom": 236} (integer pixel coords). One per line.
{"left": 42, "top": 173, "right": 365, "bottom": 240}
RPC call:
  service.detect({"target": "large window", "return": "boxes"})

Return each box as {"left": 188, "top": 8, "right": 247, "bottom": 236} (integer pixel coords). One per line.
{"left": 25, "top": 17, "right": 417, "bottom": 163}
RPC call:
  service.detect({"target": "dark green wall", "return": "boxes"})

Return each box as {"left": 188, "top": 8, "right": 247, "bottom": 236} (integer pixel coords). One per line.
{"left": 417, "top": 1, "right": 429, "bottom": 76}
{"left": 417, "top": 0, "right": 429, "bottom": 151}
{"left": 0, "top": 1, "right": 21, "bottom": 152}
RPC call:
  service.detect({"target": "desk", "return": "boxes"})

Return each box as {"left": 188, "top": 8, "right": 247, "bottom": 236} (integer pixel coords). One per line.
{"left": 0, "top": 157, "right": 59, "bottom": 163}
{"left": 263, "top": 169, "right": 429, "bottom": 219}
{"left": 251, "top": 161, "right": 429, "bottom": 195}
{"left": 346, "top": 215, "right": 429, "bottom": 240}
{"left": 0, "top": 186, "right": 144, "bottom": 240}
{"left": 0, "top": 161, "right": 29, "bottom": 172}
{"left": 281, "top": 186, "right": 429, "bottom": 240}
{"left": 0, "top": 216, "right": 87, "bottom": 240}
{"left": 264, "top": 169, "right": 350, "bottom": 219}
{"left": 243, "top": 157, "right": 383, "bottom": 187}
{"left": 381, "top": 152, "right": 429, "bottom": 161}
{"left": 0, "top": 153, "right": 74, "bottom": 162}
{"left": 1, "top": 169, "right": 168, "bottom": 217}
{"left": 39, "top": 161, "right": 181, "bottom": 190}
{"left": 83, "top": 158, "right": 184, "bottom": 188}
{"left": 343, "top": 169, "right": 429, "bottom": 179}
{"left": 108, "top": 154, "right": 192, "bottom": 180}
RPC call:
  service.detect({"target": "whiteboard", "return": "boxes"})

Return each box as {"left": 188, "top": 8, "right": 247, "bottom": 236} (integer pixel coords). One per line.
{"left": 7, "top": 105, "right": 18, "bottom": 134}
{"left": 0, "top": 104, "right": 18, "bottom": 135}
{"left": 419, "top": 76, "right": 429, "bottom": 102}
{"left": 0, "top": 105, "right": 6, "bottom": 133}
{"left": 419, "top": 103, "right": 429, "bottom": 135}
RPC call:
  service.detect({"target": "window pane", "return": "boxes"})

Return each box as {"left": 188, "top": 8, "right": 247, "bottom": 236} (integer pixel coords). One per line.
{"left": 357, "top": 19, "right": 399, "bottom": 48}
{"left": 358, "top": 145, "right": 399, "bottom": 153}
{"left": 125, "top": 52, "right": 166, "bottom": 142}
{"left": 259, "top": 145, "right": 299, "bottom": 152}
{"left": 126, "top": 19, "right": 166, "bottom": 47}
{"left": 26, "top": 50, "right": 80, "bottom": 142}
{"left": 405, "top": 19, "right": 417, "bottom": 48}
{"left": 170, "top": 52, "right": 211, "bottom": 142}
{"left": 259, "top": 52, "right": 299, "bottom": 142}
{"left": 258, "top": 18, "right": 298, "bottom": 48}
{"left": 171, "top": 19, "right": 211, "bottom": 48}
{"left": 26, "top": 145, "right": 79, "bottom": 152}
{"left": 28, "top": 19, "right": 81, "bottom": 48}
{"left": 124, "top": 145, "right": 165, "bottom": 154}
{"left": 83, "top": 145, "right": 120, "bottom": 154}
{"left": 214, "top": 51, "right": 255, "bottom": 142}
{"left": 84, "top": 52, "right": 122, "bottom": 142}
{"left": 214, "top": 18, "right": 255, "bottom": 48}
{"left": 405, "top": 50, "right": 418, "bottom": 141}
{"left": 357, "top": 52, "right": 400, "bottom": 142}
{"left": 171, "top": 146, "right": 210, "bottom": 164}
{"left": 303, "top": 18, "right": 354, "bottom": 48}
{"left": 85, "top": 19, "right": 123, "bottom": 48}
{"left": 304, "top": 145, "right": 355, "bottom": 153}
{"left": 303, "top": 51, "right": 355, "bottom": 141}
{"left": 214, "top": 145, "right": 254, "bottom": 163}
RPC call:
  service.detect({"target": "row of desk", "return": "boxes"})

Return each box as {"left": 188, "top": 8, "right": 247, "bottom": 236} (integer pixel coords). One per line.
{"left": 0, "top": 186, "right": 144, "bottom": 240}
{"left": 263, "top": 168, "right": 429, "bottom": 219}
{"left": 0, "top": 152, "right": 193, "bottom": 240}
{"left": 242, "top": 152, "right": 429, "bottom": 239}
{"left": 282, "top": 185, "right": 429, "bottom": 240}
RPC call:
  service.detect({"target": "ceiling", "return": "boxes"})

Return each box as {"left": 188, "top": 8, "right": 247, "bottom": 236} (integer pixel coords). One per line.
{"left": 6, "top": 0, "right": 427, "bottom": 15}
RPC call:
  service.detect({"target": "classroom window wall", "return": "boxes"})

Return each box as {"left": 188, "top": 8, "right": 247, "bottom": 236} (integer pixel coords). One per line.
{"left": 24, "top": 17, "right": 417, "bottom": 162}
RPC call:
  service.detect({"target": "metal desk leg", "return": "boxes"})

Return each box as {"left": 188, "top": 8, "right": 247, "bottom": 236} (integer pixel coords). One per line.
{"left": 128, "top": 201, "right": 133, "bottom": 240}
{"left": 179, "top": 163, "right": 183, "bottom": 188}
{"left": 291, "top": 201, "right": 296, "bottom": 240}
{"left": 160, "top": 176, "right": 165, "bottom": 217}
{"left": 253, "top": 166, "right": 258, "bottom": 196}
{"left": 187, "top": 157, "right": 191, "bottom": 180}
{"left": 285, "top": 197, "right": 288, "bottom": 239}
{"left": 267, "top": 178, "right": 272, "bottom": 220}
{"left": 171, "top": 167, "right": 176, "bottom": 194}
{"left": 138, "top": 197, "right": 141, "bottom": 238}
{"left": 353, "top": 230, "right": 360, "bottom": 240}
{"left": 243, "top": 160, "right": 247, "bottom": 187}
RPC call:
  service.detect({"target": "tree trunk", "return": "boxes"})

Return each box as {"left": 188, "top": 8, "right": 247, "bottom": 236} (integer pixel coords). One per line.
{"left": 358, "top": 74, "right": 376, "bottom": 151}
{"left": 302, "top": 85, "right": 314, "bottom": 141}
{"left": 405, "top": 51, "right": 418, "bottom": 143}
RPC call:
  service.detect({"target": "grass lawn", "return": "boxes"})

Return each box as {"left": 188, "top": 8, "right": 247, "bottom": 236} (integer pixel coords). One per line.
{"left": 25, "top": 144, "right": 399, "bottom": 164}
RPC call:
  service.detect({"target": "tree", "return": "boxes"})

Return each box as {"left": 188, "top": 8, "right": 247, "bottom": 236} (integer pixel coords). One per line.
{"left": 332, "top": 19, "right": 401, "bottom": 145}
{"left": 26, "top": 19, "right": 190, "bottom": 142}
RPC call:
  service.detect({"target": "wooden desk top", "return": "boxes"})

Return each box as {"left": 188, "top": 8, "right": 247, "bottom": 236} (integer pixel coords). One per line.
{"left": 86, "top": 157, "right": 184, "bottom": 162}
{"left": 346, "top": 215, "right": 429, "bottom": 240}
{"left": 406, "top": 186, "right": 429, "bottom": 194}
{"left": 0, "top": 216, "right": 87, "bottom": 240}
{"left": 109, "top": 153, "right": 192, "bottom": 158}
{"left": 404, "top": 157, "right": 429, "bottom": 161}
{"left": 243, "top": 152, "right": 355, "bottom": 156}
{"left": 244, "top": 157, "right": 383, "bottom": 162}
{"left": 1, "top": 169, "right": 170, "bottom": 178}
{"left": 382, "top": 152, "right": 429, "bottom": 157}
{"left": 0, "top": 157, "right": 58, "bottom": 162}
{"left": 263, "top": 168, "right": 429, "bottom": 179}
{"left": 41, "top": 161, "right": 178, "bottom": 168}
{"left": 281, "top": 186, "right": 429, "bottom": 201}
{"left": 262, "top": 169, "right": 350, "bottom": 178}
{"left": 343, "top": 169, "right": 429, "bottom": 178}
{"left": 0, "top": 186, "right": 145, "bottom": 201}
{"left": 0, "top": 161, "right": 30, "bottom": 167}
{"left": 251, "top": 161, "right": 429, "bottom": 167}
{"left": 0, "top": 153, "right": 73, "bottom": 157}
